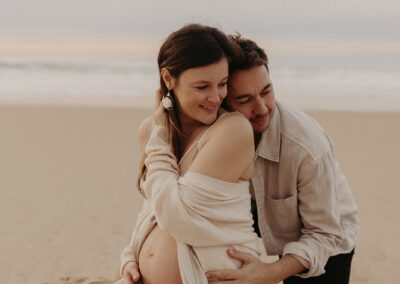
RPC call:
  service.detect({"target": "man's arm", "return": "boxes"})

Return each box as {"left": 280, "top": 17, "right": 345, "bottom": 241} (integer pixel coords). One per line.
{"left": 207, "top": 149, "right": 345, "bottom": 282}
{"left": 282, "top": 149, "right": 343, "bottom": 277}
{"left": 206, "top": 249, "right": 305, "bottom": 284}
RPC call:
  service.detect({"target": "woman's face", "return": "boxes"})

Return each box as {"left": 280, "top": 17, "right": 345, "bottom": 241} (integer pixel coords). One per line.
{"left": 172, "top": 57, "right": 229, "bottom": 128}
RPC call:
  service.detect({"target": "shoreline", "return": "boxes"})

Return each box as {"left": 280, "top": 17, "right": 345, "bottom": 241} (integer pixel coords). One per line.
{"left": 1, "top": 95, "right": 400, "bottom": 113}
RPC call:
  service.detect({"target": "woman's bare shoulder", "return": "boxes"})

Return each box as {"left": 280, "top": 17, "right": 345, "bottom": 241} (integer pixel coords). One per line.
{"left": 189, "top": 112, "right": 254, "bottom": 182}
{"left": 202, "top": 112, "right": 254, "bottom": 146}
{"left": 138, "top": 116, "right": 153, "bottom": 154}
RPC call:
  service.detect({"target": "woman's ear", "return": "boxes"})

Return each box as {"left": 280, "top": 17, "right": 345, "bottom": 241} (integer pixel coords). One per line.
{"left": 160, "top": 68, "right": 175, "bottom": 90}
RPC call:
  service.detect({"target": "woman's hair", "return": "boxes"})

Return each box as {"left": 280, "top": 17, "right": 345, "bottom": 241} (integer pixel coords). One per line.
{"left": 138, "top": 24, "right": 238, "bottom": 195}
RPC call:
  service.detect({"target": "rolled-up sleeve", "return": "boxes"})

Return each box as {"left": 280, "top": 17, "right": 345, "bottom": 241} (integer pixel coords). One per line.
{"left": 282, "top": 150, "right": 343, "bottom": 277}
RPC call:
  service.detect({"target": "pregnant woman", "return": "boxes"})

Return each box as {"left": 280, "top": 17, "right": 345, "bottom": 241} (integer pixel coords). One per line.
{"left": 119, "top": 24, "right": 260, "bottom": 284}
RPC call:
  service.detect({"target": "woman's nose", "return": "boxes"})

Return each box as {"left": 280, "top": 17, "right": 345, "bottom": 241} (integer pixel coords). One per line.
{"left": 208, "top": 87, "right": 223, "bottom": 103}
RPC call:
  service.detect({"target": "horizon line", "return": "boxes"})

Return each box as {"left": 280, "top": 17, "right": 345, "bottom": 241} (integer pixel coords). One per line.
{"left": 1, "top": 37, "right": 400, "bottom": 56}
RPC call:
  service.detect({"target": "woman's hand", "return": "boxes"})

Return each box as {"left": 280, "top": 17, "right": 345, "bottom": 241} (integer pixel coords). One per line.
{"left": 154, "top": 88, "right": 162, "bottom": 111}
{"left": 122, "top": 262, "right": 142, "bottom": 284}
{"left": 154, "top": 103, "right": 167, "bottom": 126}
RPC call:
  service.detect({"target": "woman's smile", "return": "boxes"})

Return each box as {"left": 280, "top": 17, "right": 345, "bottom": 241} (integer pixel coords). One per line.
{"left": 200, "top": 104, "right": 218, "bottom": 113}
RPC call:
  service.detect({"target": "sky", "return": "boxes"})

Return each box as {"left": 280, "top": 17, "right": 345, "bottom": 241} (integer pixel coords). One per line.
{"left": 0, "top": 0, "right": 399, "bottom": 41}
{"left": 0, "top": 0, "right": 399, "bottom": 110}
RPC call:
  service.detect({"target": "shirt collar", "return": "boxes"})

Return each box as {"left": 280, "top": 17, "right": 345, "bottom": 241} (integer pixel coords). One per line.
{"left": 255, "top": 102, "right": 281, "bottom": 162}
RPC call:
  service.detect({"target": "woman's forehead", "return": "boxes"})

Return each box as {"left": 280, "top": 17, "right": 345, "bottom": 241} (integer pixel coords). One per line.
{"left": 178, "top": 57, "right": 229, "bottom": 83}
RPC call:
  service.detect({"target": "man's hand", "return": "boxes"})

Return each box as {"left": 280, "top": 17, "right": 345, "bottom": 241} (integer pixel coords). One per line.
{"left": 122, "top": 261, "right": 143, "bottom": 284}
{"left": 206, "top": 249, "right": 281, "bottom": 284}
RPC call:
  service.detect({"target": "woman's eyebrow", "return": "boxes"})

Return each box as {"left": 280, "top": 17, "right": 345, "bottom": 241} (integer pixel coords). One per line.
{"left": 192, "top": 76, "right": 229, "bottom": 84}
{"left": 191, "top": 80, "right": 210, "bottom": 84}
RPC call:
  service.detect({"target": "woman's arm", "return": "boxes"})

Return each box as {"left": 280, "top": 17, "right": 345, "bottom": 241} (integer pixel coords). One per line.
{"left": 187, "top": 113, "right": 254, "bottom": 182}
{"left": 119, "top": 117, "right": 154, "bottom": 281}
{"left": 138, "top": 117, "right": 153, "bottom": 154}
{"left": 120, "top": 199, "right": 155, "bottom": 282}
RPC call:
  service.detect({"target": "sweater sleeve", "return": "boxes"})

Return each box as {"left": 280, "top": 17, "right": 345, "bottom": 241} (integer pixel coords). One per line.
{"left": 119, "top": 200, "right": 156, "bottom": 276}
{"left": 142, "top": 124, "right": 257, "bottom": 247}
{"left": 120, "top": 243, "right": 136, "bottom": 276}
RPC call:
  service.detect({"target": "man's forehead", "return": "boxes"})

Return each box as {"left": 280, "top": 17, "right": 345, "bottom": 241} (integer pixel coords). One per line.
{"left": 229, "top": 66, "right": 270, "bottom": 94}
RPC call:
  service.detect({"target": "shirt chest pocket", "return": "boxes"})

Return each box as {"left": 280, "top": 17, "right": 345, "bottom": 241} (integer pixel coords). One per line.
{"left": 265, "top": 193, "right": 302, "bottom": 238}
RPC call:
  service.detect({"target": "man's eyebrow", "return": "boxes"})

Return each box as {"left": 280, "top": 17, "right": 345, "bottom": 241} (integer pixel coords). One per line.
{"left": 261, "top": 83, "right": 272, "bottom": 92}
{"left": 235, "top": 94, "right": 251, "bottom": 100}
{"left": 234, "top": 83, "right": 271, "bottom": 99}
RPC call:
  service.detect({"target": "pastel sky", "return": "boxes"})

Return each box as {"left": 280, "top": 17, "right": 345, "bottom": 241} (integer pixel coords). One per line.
{"left": 0, "top": 0, "right": 399, "bottom": 41}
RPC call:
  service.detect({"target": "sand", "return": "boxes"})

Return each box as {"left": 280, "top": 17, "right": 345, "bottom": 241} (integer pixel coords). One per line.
{"left": 0, "top": 104, "right": 399, "bottom": 284}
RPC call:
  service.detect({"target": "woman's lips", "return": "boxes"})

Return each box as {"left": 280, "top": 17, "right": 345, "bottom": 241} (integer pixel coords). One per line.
{"left": 200, "top": 105, "right": 217, "bottom": 113}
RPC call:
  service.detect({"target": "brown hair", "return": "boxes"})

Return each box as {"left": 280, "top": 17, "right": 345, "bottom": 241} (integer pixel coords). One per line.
{"left": 221, "top": 34, "right": 269, "bottom": 110}
{"left": 138, "top": 24, "right": 238, "bottom": 194}
{"left": 229, "top": 34, "right": 269, "bottom": 73}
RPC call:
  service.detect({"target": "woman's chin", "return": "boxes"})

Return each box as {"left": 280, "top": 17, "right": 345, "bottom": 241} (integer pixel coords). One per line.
{"left": 201, "top": 114, "right": 218, "bottom": 125}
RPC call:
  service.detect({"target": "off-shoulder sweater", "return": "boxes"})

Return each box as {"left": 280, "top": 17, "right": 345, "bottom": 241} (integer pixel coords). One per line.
{"left": 120, "top": 112, "right": 260, "bottom": 283}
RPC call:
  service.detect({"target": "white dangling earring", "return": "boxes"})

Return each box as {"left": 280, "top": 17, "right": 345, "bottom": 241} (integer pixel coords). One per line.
{"left": 162, "top": 90, "right": 174, "bottom": 110}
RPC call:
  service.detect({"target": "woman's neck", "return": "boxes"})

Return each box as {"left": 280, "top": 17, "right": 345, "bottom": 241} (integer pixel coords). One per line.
{"left": 179, "top": 114, "right": 202, "bottom": 137}
{"left": 178, "top": 114, "right": 204, "bottom": 157}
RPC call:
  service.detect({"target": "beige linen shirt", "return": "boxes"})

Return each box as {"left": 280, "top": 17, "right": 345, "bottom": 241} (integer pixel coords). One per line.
{"left": 251, "top": 101, "right": 359, "bottom": 278}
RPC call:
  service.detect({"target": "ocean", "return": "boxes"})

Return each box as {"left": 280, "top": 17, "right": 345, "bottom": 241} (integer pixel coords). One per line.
{"left": 0, "top": 53, "right": 399, "bottom": 111}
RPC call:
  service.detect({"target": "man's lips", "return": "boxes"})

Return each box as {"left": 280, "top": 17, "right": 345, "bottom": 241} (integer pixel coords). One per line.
{"left": 251, "top": 115, "right": 267, "bottom": 125}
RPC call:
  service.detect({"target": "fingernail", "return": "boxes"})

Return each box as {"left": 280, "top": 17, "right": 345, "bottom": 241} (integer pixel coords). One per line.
{"left": 228, "top": 248, "right": 235, "bottom": 253}
{"left": 206, "top": 273, "right": 211, "bottom": 278}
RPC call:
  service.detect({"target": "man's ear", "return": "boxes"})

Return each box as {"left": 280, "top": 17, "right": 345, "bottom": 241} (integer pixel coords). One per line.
{"left": 160, "top": 68, "right": 176, "bottom": 90}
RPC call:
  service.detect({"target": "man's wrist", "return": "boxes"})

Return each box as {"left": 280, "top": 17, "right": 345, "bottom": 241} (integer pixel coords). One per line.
{"left": 262, "top": 260, "right": 285, "bottom": 283}
{"left": 270, "top": 254, "right": 307, "bottom": 281}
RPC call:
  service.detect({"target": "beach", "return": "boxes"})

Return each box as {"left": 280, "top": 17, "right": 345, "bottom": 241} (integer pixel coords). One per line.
{"left": 0, "top": 102, "right": 399, "bottom": 284}
{"left": 2, "top": 1, "right": 400, "bottom": 282}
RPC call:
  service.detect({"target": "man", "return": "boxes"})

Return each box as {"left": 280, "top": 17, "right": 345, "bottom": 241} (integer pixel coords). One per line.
{"left": 206, "top": 36, "right": 359, "bottom": 283}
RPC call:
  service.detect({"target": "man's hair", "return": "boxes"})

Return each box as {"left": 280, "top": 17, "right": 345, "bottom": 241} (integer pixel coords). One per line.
{"left": 229, "top": 34, "right": 269, "bottom": 73}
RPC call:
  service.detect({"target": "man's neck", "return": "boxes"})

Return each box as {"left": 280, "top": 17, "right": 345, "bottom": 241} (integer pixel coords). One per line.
{"left": 254, "top": 132, "right": 262, "bottom": 149}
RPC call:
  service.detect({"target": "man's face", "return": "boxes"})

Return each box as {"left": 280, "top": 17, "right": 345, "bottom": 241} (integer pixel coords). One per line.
{"left": 226, "top": 65, "right": 275, "bottom": 134}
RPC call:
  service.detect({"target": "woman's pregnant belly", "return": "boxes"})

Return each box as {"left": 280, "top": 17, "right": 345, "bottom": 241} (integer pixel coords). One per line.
{"left": 138, "top": 224, "right": 182, "bottom": 284}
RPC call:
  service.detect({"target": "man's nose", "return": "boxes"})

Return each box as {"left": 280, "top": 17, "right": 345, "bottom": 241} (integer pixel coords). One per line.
{"left": 254, "top": 95, "right": 268, "bottom": 114}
